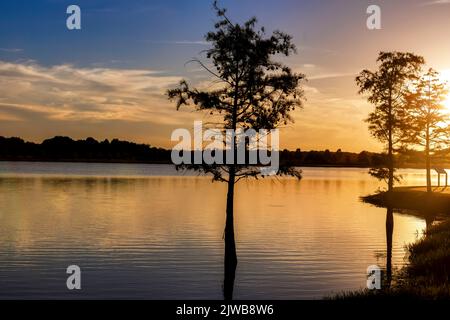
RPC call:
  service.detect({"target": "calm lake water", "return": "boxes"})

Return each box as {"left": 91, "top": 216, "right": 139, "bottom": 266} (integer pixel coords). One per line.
{"left": 0, "top": 162, "right": 430, "bottom": 299}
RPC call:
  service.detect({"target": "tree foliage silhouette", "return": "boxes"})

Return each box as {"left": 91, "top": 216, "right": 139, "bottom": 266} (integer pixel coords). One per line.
{"left": 356, "top": 52, "right": 424, "bottom": 192}
{"left": 167, "top": 1, "right": 305, "bottom": 299}
{"left": 403, "top": 68, "right": 449, "bottom": 192}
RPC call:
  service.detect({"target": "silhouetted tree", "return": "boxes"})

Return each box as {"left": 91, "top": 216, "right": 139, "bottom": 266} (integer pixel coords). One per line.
{"left": 403, "top": 69, "right": 449, "bottom": 192}
{"left": 167, "top": 1, "right": 304, "bottom": 299}
{"left": 356, "top": 52, "right": 424, "bottom": 192}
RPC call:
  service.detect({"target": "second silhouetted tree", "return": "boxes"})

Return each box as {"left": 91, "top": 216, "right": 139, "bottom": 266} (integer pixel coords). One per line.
{"left": 356, "top": 52, "right": 425, "bottom": 192}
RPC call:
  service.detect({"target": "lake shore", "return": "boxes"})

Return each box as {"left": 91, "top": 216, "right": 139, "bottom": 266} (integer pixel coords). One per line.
{"left": 334, "top": 219, "right": 450, "bottom": 300}
{"left": 336, "top": 187, "right": 450, "bottom": 299}
{"left": 363, "top": 186, "right": 450, "bottom": 216}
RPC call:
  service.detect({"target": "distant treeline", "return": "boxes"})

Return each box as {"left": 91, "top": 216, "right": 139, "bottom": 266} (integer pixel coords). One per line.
{"left": 0, "top": 136, "right": 447, "bottom": 168}
{"left": 0, "top": 136, "right": 170, "bottom": 164}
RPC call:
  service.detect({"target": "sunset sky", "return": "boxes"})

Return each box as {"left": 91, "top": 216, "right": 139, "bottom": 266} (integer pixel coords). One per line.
{"left": 1, "top": 0, "right": 450, "bottom": 152}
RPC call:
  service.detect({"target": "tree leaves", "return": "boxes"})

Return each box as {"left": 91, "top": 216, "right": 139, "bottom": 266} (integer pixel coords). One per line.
{"left": 167, "top": 2, "right": 305, "bottom": 182}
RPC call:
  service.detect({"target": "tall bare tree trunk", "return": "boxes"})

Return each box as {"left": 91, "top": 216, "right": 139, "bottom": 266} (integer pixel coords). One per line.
{"left": 425, "top": 124, "right": 431, "bottom": 193}
{"left": 388, "top": 98, "right": 394, "bottom": 193}
{"left": 223, "top": 76, "right": 238, "bottom": 300}
{"left": 388, "top": 136, "right": 394, "bottom": 193}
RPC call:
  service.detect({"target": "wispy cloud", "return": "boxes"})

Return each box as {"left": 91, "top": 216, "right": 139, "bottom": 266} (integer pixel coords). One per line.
{"left": 172, "top": 40, "right": 209, "bottom": 45}
{"left": 419, "top": 0, "right": 450, "bottom": 6}
{"left": 146, "top": 40, "right": 209, "bottom": 45}
{"left": 303, "top": 85, "right": 320, "bottom": 94}
{"left": 0, "top": 48, "right": 23, "bottom": 53}
{"left": 308, "top": 72, "right": 355, "bottom": 80}
{"left": 0, "top": 61, "right": 187, "bottom": 125}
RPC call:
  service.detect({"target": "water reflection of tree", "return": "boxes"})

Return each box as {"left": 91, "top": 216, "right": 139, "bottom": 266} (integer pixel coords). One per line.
{"left": 385, "top": 207, "right": 393, "bottom": 288}
{"left": 379, "top": 206, "right": 437, "bottom": 289}
{"left": 223, "top": 257, "right": 236, "bottom": 300}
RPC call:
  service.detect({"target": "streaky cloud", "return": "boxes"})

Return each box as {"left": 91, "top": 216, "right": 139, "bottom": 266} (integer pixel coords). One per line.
{"left": 419, "top": 0, "right": 450, "bottom": 6}
{"left": 0, "top": 48, "right": 23, "bottom": 53}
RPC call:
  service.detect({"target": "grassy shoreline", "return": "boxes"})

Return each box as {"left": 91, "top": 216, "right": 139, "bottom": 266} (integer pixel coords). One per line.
{"left": 334, "top": 220, "right": 450, "bottom": 299}
{"left": 337, "top": 188, "right": 450, "bottom": 299}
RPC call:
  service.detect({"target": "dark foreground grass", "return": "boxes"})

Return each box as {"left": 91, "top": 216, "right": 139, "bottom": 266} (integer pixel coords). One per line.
{"left": 406, "top": 220, "right": 450, "bottom": 287}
